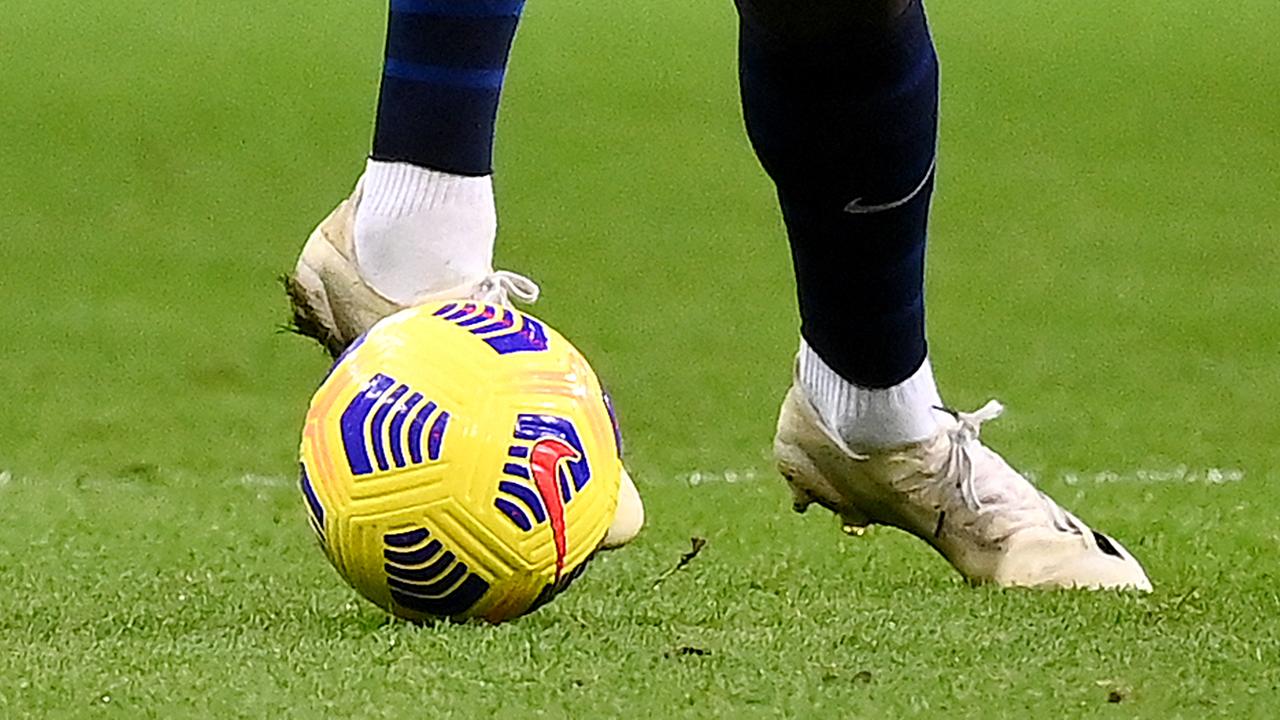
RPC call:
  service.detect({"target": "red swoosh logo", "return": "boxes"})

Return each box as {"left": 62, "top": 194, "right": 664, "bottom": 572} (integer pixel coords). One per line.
{"left": 528, "top": 438, "right": 579, "bottom": 581}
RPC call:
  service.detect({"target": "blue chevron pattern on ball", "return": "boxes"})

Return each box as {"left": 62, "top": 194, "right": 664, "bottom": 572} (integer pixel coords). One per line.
{"left": 339, "top": 373, "right": 451, "bottom": 477}
{"left": 493, "top": 414, "right": 593, "bottom": 533}
{"left": 298, "top": 463, "right": 326, "bottom": 541}
{"left": 432, "top": 302, "right": 549, "bottom": 355}
{"left": 383, "top": 526, "right": 491, "bottom": 618}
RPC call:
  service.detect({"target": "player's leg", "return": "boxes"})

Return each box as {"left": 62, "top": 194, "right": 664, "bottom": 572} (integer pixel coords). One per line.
{"left": 357, "top": 0, "right": 523, "bottom": 305}
{"left": 287, "top": 0, "right": 643, "bottom": 548}
{"left": 739, "top": 0, "right": 939, "bottom": 447}
{"left": 287, "top": 0, "right": 535, "bottom": 357}
{"left": 737, "top": 0, "right": 1151, "bottom": 589}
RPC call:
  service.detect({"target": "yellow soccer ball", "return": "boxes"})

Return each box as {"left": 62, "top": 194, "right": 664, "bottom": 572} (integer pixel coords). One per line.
{"left": 298, "top": 301, "right": 622, "bottom": 623}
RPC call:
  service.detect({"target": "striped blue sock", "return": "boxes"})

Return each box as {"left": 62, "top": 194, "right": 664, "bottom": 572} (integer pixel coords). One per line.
{"left": 372, "top": 0, "right": 525, "bottom": 176}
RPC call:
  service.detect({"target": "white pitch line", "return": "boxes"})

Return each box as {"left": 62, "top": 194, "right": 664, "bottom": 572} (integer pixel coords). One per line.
{"left": 238, "top": 465, "right": 1246, "bottom": 491}
{"left": 1052, "top": 466, "right": 1245, "bottom": 486}
{"left": 238, "top": 473, "right": 289, "bottom": 488}
{"left": 675, "top": 465, "right": 1246, "bottom": 487}
{"left": 682, "top": 468, "right": 763, "bottom": 486}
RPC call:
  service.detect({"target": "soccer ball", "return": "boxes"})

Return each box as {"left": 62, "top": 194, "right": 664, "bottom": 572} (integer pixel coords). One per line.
{"left": 298, "top": 301, "right": 622, "bottom": 623}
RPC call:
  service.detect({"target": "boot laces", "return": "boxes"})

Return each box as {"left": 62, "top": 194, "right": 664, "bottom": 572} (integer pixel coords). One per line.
{"left": 945, "top": 400, "right": 1083, "bottom": 538}
{"left": 475, "top": 270, "right": 540, "bottom": 305}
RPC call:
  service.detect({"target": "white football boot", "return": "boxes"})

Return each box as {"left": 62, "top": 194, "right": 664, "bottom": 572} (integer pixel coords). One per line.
{"left": 284, "top": 181, "right": 541, "bottom": 357}
{"left": 774, "top": 375, "right": 1152, "bottom": 591}
{"left": 285, "top": 183, "right": 644, "bottom": 549}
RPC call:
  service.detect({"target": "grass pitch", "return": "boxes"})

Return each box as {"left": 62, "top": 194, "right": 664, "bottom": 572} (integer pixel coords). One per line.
{"left": 2, "top": 0, "right": 1278, "bottom": 717}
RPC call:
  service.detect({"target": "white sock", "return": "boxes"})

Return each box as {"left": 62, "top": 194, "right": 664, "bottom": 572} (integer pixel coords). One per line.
{"left": 798, "top": 340, "right": 942, "bottom": 449}
{"left": 353, "top": 159, "right": 497, "bottom": 305}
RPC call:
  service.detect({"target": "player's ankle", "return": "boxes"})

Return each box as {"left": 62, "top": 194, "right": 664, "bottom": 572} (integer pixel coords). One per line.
{"left": 798, "top": 340, "right": 940, "bottom": 449}
{"left": 354, "top": 159, "right": 497, "bottom": 305}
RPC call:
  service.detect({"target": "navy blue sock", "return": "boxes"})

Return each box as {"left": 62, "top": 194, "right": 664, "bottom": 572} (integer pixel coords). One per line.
{"left": 738, "top": 0, "right": 939, "bottom": 388}
{"left": 372, "top": 0, "right": 525, "bottom": 176}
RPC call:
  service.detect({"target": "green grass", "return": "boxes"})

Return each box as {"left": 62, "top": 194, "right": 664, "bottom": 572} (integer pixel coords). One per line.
{"left": 2, "top": 0, "right": 1278, "bottom": 716}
